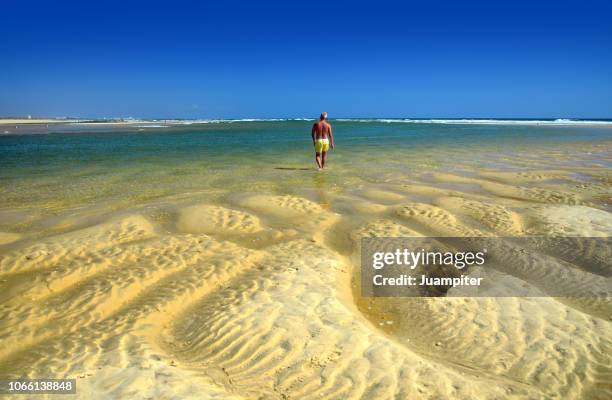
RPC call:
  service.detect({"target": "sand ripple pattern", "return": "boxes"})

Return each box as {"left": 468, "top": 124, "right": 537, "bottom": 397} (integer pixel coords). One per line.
{"left": 0, "top": 176, "right": 610, "bottom": 400}
{"left": 177, "top": 205, "right": 263, "bottom": 234}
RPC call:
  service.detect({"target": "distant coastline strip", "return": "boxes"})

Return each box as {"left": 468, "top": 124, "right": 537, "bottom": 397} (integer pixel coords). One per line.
{"left": 2, "top": 117, "right": 611, "bottom": 127}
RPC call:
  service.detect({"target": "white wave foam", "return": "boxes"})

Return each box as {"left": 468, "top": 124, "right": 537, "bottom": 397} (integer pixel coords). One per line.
{"left": 65, "top": 118, "right": 612, "bottom": 127}
{"left": 335, "top": 118, "right": 612, "bottom": 126}
{"left": 156, "top": 118, "right": 315, "bottom": 125}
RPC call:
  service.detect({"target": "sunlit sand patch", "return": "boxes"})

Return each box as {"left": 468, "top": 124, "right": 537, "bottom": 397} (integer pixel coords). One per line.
{"left": 232, "top": 194, "right": 324, "bottom": 218}
{"left": 0, "top": 232, "right": 21, "bottom": 246}
{"left": 0, "top": 215, "right": 156, "bottom": 276}
{"left": 533, "top": 205, "right": 612, "bottom": 237}
{"left": 509, "top": 186, "right": 585, "bottom": 205}
{"left": 349, "top": 219, "right": 422, "bottom": 241}
{"left": 300, "top": 211, "right": 341, "bottom": 239}
{"left": 0, "top": 233, "right": 260, "bottom": 360}
{"left": 435, "top": 196, "right": 525, "bottom": 235}
{"left": 77, "top": 361, "right": 244, "bottom": 400}
{"left": 463, "top": 238, "right": 612, "bottom": 319}
{"left": 362, "top": 295, "right": 612, "bottom": 399}
{"left": 346, "top": 219, "right": 423, "bottom": 294}
{"left": 352, "top": 232, "right": 612, "bottom": 399}
{"left": 0, "top": 165, "right": 610, "bottom": 399}
{"left": 176, "top": 204, "right": 263, "bottom": 234}
{"left": 0, "top": 216, "right": 267, "bottom": 385}
{"left": 228, "top": 193, "right": 340, "bottom": 245}
{"left": 165, "top": 239, "right": 524, "bottom": 399}
{"left": 0, "top": 200, "right": 609, "bottom": 399}
{"left": 396, "top": 202, "right": 484, "bottom": 237}
{"left": 431, "top": 172, "right": 586, "bottom": 205}
{"left": 477, "top": 169, "right": 575, "bottom": 184}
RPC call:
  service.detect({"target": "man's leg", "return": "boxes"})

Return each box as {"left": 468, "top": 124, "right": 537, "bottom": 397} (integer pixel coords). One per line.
{"left": 321, "top": 151, "right": 327, "bottom": 169}
{"left": 315, "top": 152, "right": 322, "bottom": 169}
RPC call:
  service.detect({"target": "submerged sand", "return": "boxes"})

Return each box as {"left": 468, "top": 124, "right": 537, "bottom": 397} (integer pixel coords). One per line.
{"left": 0, "top": 164, "right": 611, "bottom": 399}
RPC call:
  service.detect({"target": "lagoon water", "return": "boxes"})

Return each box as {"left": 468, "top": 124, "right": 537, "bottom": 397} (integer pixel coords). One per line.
{"left": 1, "top": 120, "right": 610, "bottom": 215}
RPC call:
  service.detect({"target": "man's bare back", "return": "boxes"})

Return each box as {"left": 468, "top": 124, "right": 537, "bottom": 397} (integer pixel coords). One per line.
{"left": 311, "top": 112, "right": 334, "bottom": 169}
{"left": 312, "top": 120, "right": 332, "bottom": 140}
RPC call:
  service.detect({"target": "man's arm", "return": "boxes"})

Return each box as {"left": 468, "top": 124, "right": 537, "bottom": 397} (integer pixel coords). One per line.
{"left": 328, "top": 124, "right": 334, "bottom": 149}
{"left": 311, "top": 123, "right": 316, "bottom": 144}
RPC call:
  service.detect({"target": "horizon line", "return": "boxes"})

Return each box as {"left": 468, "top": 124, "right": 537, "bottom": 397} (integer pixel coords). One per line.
{"left": 2, "top": 116, "right": 612, "bottom": 121}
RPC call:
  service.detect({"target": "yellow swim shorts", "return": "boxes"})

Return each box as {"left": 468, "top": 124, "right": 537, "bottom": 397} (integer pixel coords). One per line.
{"left": 314, "top": 138, "right": 330, "bottom": 153}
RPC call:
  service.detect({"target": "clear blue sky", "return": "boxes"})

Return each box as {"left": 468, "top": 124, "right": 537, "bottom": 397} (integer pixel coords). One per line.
{"left": 1, "top": 0, "right": 611, "bottom": 119}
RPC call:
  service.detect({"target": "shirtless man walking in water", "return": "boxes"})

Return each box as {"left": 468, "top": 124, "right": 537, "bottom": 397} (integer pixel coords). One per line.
{"left": 311, "top": 112, "right": 335, "bottom": 169}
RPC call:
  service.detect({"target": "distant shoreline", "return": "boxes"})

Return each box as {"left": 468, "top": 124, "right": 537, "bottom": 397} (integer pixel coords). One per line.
{"left": 0, "top": 118, "right": 141, "bottom": 125}
{"left": 2, "top": 117, "right": 612, "bottom": 127}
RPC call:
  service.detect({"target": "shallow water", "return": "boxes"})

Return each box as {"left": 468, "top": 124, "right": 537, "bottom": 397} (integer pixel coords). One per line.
{"left": 1, "top": 121, "right": 610, "bottom": 216}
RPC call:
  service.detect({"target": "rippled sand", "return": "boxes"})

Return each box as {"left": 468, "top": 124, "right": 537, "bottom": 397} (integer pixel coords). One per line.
{"left": 0, "top": 165, "right": 611, "bottom": 399}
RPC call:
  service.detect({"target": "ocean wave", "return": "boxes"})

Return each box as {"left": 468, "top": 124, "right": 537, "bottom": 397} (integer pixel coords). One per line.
{"left": 65, "top": 118, "right": 317, "bottom": 125}
{"left": 161, "top": 118, "right": 315, "bottom": 125}
{"left": 64, "top": 118, "right": 612, "bottom": 126}
{"left": 334, "top": 118, "right": 612, "bottom": 126}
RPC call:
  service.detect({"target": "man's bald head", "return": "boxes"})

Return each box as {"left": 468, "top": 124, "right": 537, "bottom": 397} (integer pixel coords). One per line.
{"left": 320, "top": 112, "right": 328, "bottom": 121}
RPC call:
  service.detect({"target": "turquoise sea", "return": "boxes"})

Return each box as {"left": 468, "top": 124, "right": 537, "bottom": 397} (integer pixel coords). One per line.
{"left": 0, "top": 119, "right": 611, "bottom": 230}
